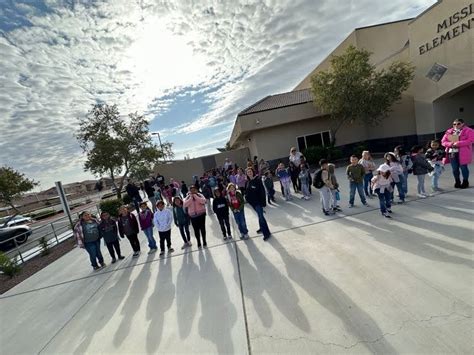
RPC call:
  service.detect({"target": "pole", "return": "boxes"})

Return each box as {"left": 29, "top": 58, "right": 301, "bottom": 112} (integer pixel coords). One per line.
{"left": 152, "top": 132, "right": 164, "bottom": 161}
{"left": 55, "top": 181, "right": 74, "bottom": 230}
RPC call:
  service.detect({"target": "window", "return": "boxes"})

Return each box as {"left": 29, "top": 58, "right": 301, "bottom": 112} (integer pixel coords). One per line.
{"left": 296, "top": 130, "right": 331, "bottom": 152}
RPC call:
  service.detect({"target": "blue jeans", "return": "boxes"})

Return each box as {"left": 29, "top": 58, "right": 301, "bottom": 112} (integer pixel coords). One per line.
{"left": 252, "top": 204, "right": 270, "bottom": 238}
{"left": 391, "top": 181, "right": 405, "bottom": 202}
{"left": 363, "top": 172, "right": 373, "bottom": 196}
{"left": 84, "top": 240, "right": 104, "bottom": 268}
{"left": 143, "top": 226, "right": 157, "bottom": 249}
{"left": 349, "top": 182, "right": 366, "bottom": 205}
{"left": 450, "top": 153, "right": 469, "bottom": 181}
{"left": 233, "top": 210, "right": 248, "bottom": 236}
{"left": 375, "top": 188, "right": 391, "bottom": 214}
{"left": 416, "top": 174, "right": 426, "bottom": 194}
{"left": 402, "top": 171, "right": 409, "bottom": 194}
{"left": 431, "top": 163, "right": 443, "bottom": 189}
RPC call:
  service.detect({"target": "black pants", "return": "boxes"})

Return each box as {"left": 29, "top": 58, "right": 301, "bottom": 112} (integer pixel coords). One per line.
{"left": 158, "top": 230, "right": 172, "bottom": 251}
{"left": 291, "top": 175, "right": 299, "bottom": 192}
{"left": 126, "top": 233, "right": 140, "bottom": 252}
{"left": 217, "top": 214, "right": 231, "bottom": 237}
{"left": 190, "top": 214, "right": 207, "bottom": 246}
{"left": 106, "top": 240, "right": 122, "bottom": 259}
{"left": 178, "top": 223, "right": 191, "bottom": 243}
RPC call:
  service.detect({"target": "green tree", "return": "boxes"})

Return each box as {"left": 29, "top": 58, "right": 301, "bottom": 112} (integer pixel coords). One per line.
{"left": 0, "top": 166, "right": 38, "bottom": 212}
{"left": 310, "top": 45, "right": 414, "bottom": 145}
{"left": 217, "top": 141, "right": 232, "bottom": 152}
{"left": 76, "top": 104, "right": 173, "bottom": 198}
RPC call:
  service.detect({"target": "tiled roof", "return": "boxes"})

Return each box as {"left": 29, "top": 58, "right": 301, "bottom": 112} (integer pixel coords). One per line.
{"left": 238, "top": 88, "right": 313, "bottom": 116}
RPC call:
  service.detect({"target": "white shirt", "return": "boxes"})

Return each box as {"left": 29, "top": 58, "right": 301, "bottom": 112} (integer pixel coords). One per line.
{"left": 153, "top": 209, "right": 172, "bottom": 232}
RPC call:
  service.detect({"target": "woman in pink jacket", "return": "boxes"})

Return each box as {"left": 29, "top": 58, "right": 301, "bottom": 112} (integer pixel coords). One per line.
{"left": 183, "top": 185, "right": 208, "bottom": 248}
{"left": 441, "top": 118, "right": 474, "bottom": 189}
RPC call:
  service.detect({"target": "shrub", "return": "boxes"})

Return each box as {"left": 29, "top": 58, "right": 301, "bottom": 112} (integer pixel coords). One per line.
{"left": 39, "top": 237, "right": 50, "bottom": 256}
{"left": 122, "top": 194, "right": 132, "bottom": 205}
{"left": 352, "top": 142, "right": 369, "bottom": 158}
{"left": 303, "top": 146, "right": 343, "bottom": 164}
{"left": 0, "top": 252, "right": 21, "bottom": 278}
{"left": 99, "top": 199, "right": 123, "bottom": 218}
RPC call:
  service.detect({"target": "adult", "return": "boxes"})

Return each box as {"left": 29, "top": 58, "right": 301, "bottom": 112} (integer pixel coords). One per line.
{"left": 289, "top": 147, "right": 303, "bottom": 191}
{"left": 117, "top": 205, "right": 141, "bottom": 257}
{"left": 125, "top": 180, "right": 142, "bottom": 214}
{"left": 441, "top": 118, "right": 474, "bottom": 188}
{"left": 74, "top": 211, "right": 105, "bottom": 270}
{"left": 245, "top": 167, "right": 271, "bottom": 241}
{"left": 183, "top": 185, "right": 208, "bottom": 248}
{"left": 143, "top": 180, "right": 157, "bottom": 212}
{"left": 224, "top": 158, "right": 233, "bottom": 171}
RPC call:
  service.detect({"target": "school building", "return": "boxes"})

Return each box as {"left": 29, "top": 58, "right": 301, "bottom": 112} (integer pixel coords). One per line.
{"left": 229, "top": 0, "right": 474, "bottom": 162}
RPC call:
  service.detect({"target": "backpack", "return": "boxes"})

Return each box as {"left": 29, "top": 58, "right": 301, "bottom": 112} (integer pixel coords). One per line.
{"left": 312, "top": 169, "right": 324, "bottom": 189}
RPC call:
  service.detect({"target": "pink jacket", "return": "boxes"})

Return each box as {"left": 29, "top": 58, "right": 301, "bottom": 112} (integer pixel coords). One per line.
{"left": 441, "top": 126, "right": 474, "bottom": 165}
{"left": 183, "top": 193, "right": 207, "bottom": 218}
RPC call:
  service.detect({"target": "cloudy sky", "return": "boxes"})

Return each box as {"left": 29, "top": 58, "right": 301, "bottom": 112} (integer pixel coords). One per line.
{"left": 0, "top": 0, "right": 436, "bottom": 190}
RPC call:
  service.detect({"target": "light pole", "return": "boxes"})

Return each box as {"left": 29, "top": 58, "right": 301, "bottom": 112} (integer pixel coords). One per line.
{"left": 151, "top": 132, "right": 164, "bottom": 161}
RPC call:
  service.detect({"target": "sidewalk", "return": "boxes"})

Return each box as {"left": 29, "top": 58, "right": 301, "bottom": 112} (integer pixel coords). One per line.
{"left": 1, "top": 165, "right": 473, "bottom": 354}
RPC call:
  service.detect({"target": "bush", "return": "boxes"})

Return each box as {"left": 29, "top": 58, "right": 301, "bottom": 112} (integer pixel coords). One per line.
{"left": 352, "top": 142, "right": 369, "bottom": 158}
{"left": 99, "top": 199, "right": 123, "bottom": 218}
{"left": 122, "top": 194, "right": 132, "bottom": 205}
{"left": 303, "top": 146, "right": 343, "bottom": 164}
{"left": 0, "top": 252, "right": 21, "bottom": 278}
{"left": 39, "top": 237, "right": 50, "bottom": 256}
{"left": 30, "top": 209, "right": 57, "bottom": 220}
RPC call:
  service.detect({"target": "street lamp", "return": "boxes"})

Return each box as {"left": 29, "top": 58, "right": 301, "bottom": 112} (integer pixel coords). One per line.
{"left": 151, "top": 132, "right": 164, "bottom": 161}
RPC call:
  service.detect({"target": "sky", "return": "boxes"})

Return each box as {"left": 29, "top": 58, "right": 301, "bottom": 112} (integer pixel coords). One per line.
{"left": 0, "top": 0, "right": 436, "bottom": 191}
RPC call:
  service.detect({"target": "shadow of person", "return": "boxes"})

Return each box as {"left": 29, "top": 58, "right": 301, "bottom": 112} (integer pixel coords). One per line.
{"left": 268, "top": 238, "right": 398, "bottom": 353}
{"left": 226, "top": 241, "right": 273, "bottom": 328}
{"left": 113, "top": 261, "right": 152, "bottom": 347}
{"left": 146, "top": 256, "right": 175, "bottom": 353}
{"left": 73, "top": 266, "right": 134, "bottom": 354}
{"left": 198, "top": 249, "right": 237, "bottom": 353}
{"left": 176, "top": 251, "right": 200, "bottom": 340}
{"left": 244, "top": 239, "right": 311, "bottom": 333}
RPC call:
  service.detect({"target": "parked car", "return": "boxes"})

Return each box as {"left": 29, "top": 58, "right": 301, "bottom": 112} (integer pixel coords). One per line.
{"left": 0, "top": 216, "right": 32, "bottom": 246}
{"left": 0, "top": 215, "right": 33, "bottom": 227}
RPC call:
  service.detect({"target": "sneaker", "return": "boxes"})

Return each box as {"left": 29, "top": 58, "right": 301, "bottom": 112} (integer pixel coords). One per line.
{"left": 348, "top": 204, "right": 354, "bottom": 208}
{"left": 100, "top": 262, "right": 106, "bottom": 268}
{"left": 397, "top": 200, "right": 405, "bottom": 204}
{"left": 203, "top": 243, "right": 207, "bottom": 248}
{"left": 93, "top": 266, "right": 100, "bottom": 271}
{"left": 256, "top": 229, "right": 262, "bottom": 234}
{"left": 323, "top": 210, "right": 331, "bottom": 216}
{"left": 118, "top": 255, "right": 125, "bottom": 260}
{"left": 244, "top": 234, "right": 250, "bottom": 239}
{"left": 223, "top": 236, "right": 228, "bottom": 241}
{"left": 111, "top": 258, "right": 117, "bottom": 264}
{"left": 382, "top": 213, "right": 392, "bottom": 219}
{"left": 159, "top": 251, "right": 165, "bottom": 256}
{"left": 198, "top": 244, "right": 202, "bottom": 249}
{"left": 181, "top": 244, "right": 187, "bottom": 250}
{"left": 263, "top": 234, "right": 271, "bottom": 241}
{"left": 304, "top": 196, "right": 310, "bottom": 200}
{"left": 240, "top": 235, "right": 245, "bottom": 240}
{"left": 387, "top": 209, "right": 393, "bottom": 213}
{"left": 148, "top": 248, "right": 157, "bottom": 255}
{"left": 363, "top": 202, "right": 369, "bottom": 207}
{"left": 168, "top": 248, "right": 174, "bottom": 254}
{"left": 187, "top": 241, "right": 192, "bottom": 247}
{"left": 417, "top": 193, "right": 427, "bottom": 198}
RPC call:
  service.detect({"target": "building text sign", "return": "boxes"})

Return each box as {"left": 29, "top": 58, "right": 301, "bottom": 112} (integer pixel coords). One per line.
{"left": 419, "top": 3, "right": 474, "bottom": 55}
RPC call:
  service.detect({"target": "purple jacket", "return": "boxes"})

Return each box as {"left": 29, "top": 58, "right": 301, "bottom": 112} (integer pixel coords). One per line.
{"left": 441, "top": 126, "right": 474, "bottom": 165}
{"left": 138, "top": 209, "right": 154, "bottom": 230}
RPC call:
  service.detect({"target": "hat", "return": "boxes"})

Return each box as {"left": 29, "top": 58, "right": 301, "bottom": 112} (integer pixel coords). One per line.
{"left": 377, "top": 163, "right": 391, "bottom": 173}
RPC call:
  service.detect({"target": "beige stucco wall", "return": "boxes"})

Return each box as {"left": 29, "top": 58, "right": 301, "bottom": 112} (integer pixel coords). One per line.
{"left": 433, "top": 83, "right": 474, "bottom": 132}
{"left": 409, "top": 0, "right": 474, "bottom": 134}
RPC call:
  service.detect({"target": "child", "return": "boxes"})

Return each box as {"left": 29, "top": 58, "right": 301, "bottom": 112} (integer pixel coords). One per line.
{"left": 299, "top": 163, "right": 310, "bottom": 200}
{"left": 411, "top": 145, "right": 434, "bottom": 198}
{"left": 371, "top": 164, "right": 394, "bottom": 218}
{"left": 346, "top": 155, "right": 369, "bottom": 208}
{"left": 212, "top": 189, "right": 232, "bottom": 240}
{"left": 162, "top": 185, "right": 173, "bottom": 206}
{"left": 235, "top": 168, "right": 247, "bottom": 194}
{"left": 394, "top": 145, "right": 412, "bottom": 195}
{"left": 117, "top": 205, "right": 141, "bottom": 258}
{"left": 313, "top": 159, "right": 333, "bottom": 216}
{"left": 138, "top": 202, "right": 158, "bottom": 254}
{"left": 153, "top": 201, "right": 174, "bottom": 256}
{"left": 328, "top": 163, "right": 342, "bottom": 212}
{"left": 183, "top": 185, "right": 208, "bottom": 248}
{"left": 98, "top": 211, "right": 125, "bottom": 263}
{"left": 262, "top": 171, "right": 276, "bottom": 204}
{"left": 276, "top": 163, "right": 292, "bottom": 201}
{"left": 172, "top": 196, "right": 191, "bottom": 249}
{"left": 227, "top": 183, "right": 249, "bottom": 239}
{"left": 180, "top": 181, "right": 189, "bottom": 197}
{"left": 359, "top": 151, "right": 376, "bottom": 198}
{"left": 200, "top": 180, "right": 213, "bottom": 215}
{"left": 385, "top": 152, "right": 405, "bottom": 203}
{"left": 425, "top": 140, "right": 445, "bottom": 192}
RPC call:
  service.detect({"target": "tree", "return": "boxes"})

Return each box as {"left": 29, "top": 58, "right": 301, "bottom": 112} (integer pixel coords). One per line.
{"left": 310, "top": 45, "right": 415, "bottom": 145}
{"left": 217, "top": 140, "right": 232, "bottom": 152}
{"left": 76, "top": 104, "right": 173, "bottom": 198}
{"left": 0, "top": 166, "right": 38, "bottom": 212}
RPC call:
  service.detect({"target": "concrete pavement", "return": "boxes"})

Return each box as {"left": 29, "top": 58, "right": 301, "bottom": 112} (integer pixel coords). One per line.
{"left": 0, "top": 165, "right": 473, "bottom": 354}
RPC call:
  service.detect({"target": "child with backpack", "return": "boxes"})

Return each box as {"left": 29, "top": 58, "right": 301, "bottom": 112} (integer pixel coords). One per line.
{"left": 313, "top": 159, "right": 333, "bottom": 216}
{"left": 276, "top": 162, "right": 292, "bottom": 201}
{"left": 212, "top": 189, "right": 232, "bottom": 240}
{"left": 411, "top": 145, "right": 434, "bottom": 198}
{"left": 425, "top": 140, "right": 445, "bottom": 192}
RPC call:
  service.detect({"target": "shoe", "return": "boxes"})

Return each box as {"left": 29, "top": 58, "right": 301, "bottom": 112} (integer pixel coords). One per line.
{"left": 454, "top": 180, "right": 462, "bottom": 188}
{"left": 417, "top": 193, "right": 427, "bottom": 198}
{"left": 159, "top": 251, "right": 165, "bottom": 256}
{"left": 363, "top": 202, "right": 369, "bottom": 206}
{"left": 387, "top": 209, "right": 393, "bottom": 213}
{"left": 168, "top": 248, "right": 174, "bottom": 253}
{"left": 245, "top": 234, "right": 250, "bottom": 239}
{"left": 397, "top": 200, "right": 405, "bottom": 204}
{"left": 181, "top": 244, "right": 187, "bottom": 250}
{"left": 382, "top": 213, "right": 392, "bottom": 219}
{"left": 223, "top": 236, "right": 228, "bottom": 241}
{"left": 323, "top": 210, "right": 330, "bottom": 216}
{"left": 203, "top": 243, "right": 207, "bottom": 248}
{"left": 148, "top": 248, "right": 157, "bottom": 255}
{"left": 187, "top": 241, "right": 192, "bottom": 247}
{"left": 100, "top": 262, "right": 106, "bottom": 268}
{"left": 461, "top": 180, "right": 469, "bottom": 189}
{"left": 348, "top": 204, "right": 354, "bottom": 208}
{"left": 118, "top": 255, "right": 125, "bottom": 260}
{"left": 256, "top": 229, "right": 262, "bottom": 234}
{"left": 304, "top": 196, "right": 310, "bottom": 200}
{"left": 228, "top": 235, "right": 233, "bottom": 239}
{"left": 93, "top": 266, "right": 100, "bottom": 271}
{"left": 332, "top": 207, "right": 342, "bottom": 212}
{"left": 111, "top": 258, "right": 117, "bottom": 264}
{"left": 263, "top": 234, "right": 271, "bottom": 241}
{"left": 240, "top": 235, "right": 245, "bottom": 240}
{"left": 198, "top": 244, "right": 202, "bottom": 249}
